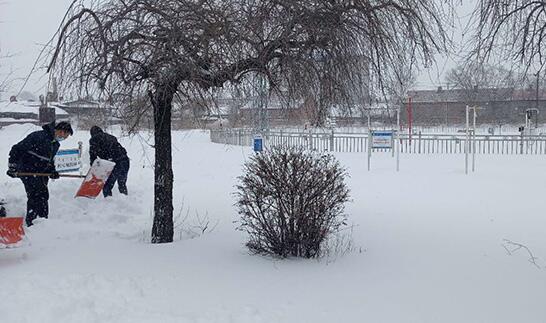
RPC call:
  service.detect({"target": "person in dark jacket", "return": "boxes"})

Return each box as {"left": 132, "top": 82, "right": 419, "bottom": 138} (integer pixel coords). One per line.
{"left": 89, "top": 126, "right": 129, "bottom": 197}
{"left": 0, "top": 199, "right": 6, "bottom": 218}
{"left": 6, "top": 121, "right": 73, "bottom": 226}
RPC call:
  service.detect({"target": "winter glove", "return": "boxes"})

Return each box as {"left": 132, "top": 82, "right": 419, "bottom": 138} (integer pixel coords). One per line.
{"left": 49, "top": 170, "right": 60, "bottom": 179}
{"left": 6, "top": 163, "right": 17, "bottom": 178}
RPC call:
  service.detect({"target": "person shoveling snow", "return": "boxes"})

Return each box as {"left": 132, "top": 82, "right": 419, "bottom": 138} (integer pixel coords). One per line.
{"left": 6, "top": 121, "right": 73, "bottom": 227}
{"left": 89, "top": 126, "right": 130, "bottom": 197}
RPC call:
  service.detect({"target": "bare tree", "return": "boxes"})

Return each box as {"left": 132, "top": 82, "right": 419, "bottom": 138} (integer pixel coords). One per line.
{"left": 443, "top": 62, "right": 517, "bottom": 103}
{"left": 472, "top": 1, "right": 546, "bottom": 74}
{"left": 48, "top": 0, "right": 454, "bottom": 243}
{"left": 0, "top": 48, "right": 13, "bottom": 100}
{"left": 445, "top": 63, "right": 516, "bottom": 90}
{"left": 380, "top": 55, "right": 417, "bottom": 121}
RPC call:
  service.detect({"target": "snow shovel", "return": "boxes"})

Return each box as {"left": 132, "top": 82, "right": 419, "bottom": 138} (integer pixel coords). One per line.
{"left": 75, "top": 158, "right": 116, "bottom": 199}
{"left": 15, "top": 172, "right": 86, "bottom": 178}
{"left": 0, "top": 217, "right": 24, "bottom": 245}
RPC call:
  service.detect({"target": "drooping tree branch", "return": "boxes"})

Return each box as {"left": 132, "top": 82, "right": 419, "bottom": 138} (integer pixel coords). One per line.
{"left": 471, "top": 1, "right": 546, "bottom": 74}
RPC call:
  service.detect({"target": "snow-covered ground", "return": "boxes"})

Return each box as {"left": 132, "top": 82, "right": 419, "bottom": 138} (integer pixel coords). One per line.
{"left": 1, "top": 123, "right": 546, "bottom": 323}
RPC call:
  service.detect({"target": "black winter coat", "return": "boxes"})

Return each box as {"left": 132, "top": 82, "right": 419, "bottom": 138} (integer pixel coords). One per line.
{"left": 89, "top": 128, "right": 128, "bottom": 164}
{"left": 8, "top": 122, "right": 60, "bottom": 173}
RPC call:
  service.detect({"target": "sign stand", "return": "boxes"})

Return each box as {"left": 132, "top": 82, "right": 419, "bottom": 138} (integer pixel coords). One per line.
{"left": 368, "top": 130, "right": 397, "bottom": 171}
{"left": 367, "top": 108, "right": 400, "bottom": 172}
{"left": 465, "top": 105, "right": 479, "bottom": 174}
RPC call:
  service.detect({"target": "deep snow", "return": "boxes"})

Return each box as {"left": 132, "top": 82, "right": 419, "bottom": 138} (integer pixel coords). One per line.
{"left": 1, "top": 123, "right": 546, "bottom": 323}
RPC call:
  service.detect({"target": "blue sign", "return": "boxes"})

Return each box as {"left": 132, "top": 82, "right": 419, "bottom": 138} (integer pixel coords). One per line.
{"left": 372, "top": 131, "right": 394, "bottom": 149}
{"left": 54, "top": 149, "right": 81, "bottom": 173}
{"left": 253, "top": 135, "right": 263, "bottom": 152}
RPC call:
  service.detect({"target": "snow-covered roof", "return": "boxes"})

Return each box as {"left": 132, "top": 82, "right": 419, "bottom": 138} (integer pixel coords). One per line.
{"left": 207, "top": 104, "right": 231, "bottom": 116}
{"left": 55, "top": 99, "right": 112, "bottom": 110}
{"left": 329, "top": 102, "right": 395, "bottom": 118}
{"left": 240, "top": 98, "right": 303, "bottom": 110}
{"left": 0, "top": 118, "right": 37, "bottom": 122}
{"left": 406, "top": 88, "right": 516, "bottom": 103}
{"left": 0, "top": 101, "right": 69, "bottom": 116}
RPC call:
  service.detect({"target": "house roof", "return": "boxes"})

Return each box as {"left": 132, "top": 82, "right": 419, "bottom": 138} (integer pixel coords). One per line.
{"left": 330, "top": 102, "right": 394, "bottom": 118}
{"left": 0, "top": 101, "right": 68, "bottom": 116}
{"left": 406, "top": 88, "right": 519, "bottom": 103}
{"left": 206, "top": 104, "right": 231, "bottom": 116}
{"left": 240, "top": 97, "right": 305, "bottom": 110}
{"left": 55, "top": 99, "right": 111, "bottom": 109}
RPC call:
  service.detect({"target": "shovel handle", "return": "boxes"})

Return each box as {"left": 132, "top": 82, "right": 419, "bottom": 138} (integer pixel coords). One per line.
{"left": 59, "top": 174, "right": 87, "bottom": 178}
{"left": 15, "top": 172, "right": 86, "bottom": 178}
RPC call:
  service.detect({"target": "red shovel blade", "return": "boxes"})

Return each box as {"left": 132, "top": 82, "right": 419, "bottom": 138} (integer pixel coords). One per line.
{"left": 0, "top": 217, "right": 25, "bottom": 245}
{"left": 75, "top": 174, "right": 106, "bottom": 199}
{"left": 75, "top": 158, "right": 116, "bottom": 199}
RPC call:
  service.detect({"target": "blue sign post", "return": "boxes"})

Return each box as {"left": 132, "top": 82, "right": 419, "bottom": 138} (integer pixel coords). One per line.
{"left": 253, "top": 135, "right": 263, "bottom": 152}
{"left": 368, "top": 130, "right": 398, "bottom": 171}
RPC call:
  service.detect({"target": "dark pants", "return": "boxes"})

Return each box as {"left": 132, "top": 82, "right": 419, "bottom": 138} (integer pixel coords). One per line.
{"left": 21, "top": 176, "right": 49, "bottom": 226}
{"left": 103, "top": 158, "right": 130, "bottom": 197}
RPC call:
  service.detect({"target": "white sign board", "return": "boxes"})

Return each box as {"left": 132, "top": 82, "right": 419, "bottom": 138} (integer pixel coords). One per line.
{"left": 54, "top": 149, "right": 81, "bottom": 173}
{"left": 372, "top": 131, "right": 393, "bottom": 149}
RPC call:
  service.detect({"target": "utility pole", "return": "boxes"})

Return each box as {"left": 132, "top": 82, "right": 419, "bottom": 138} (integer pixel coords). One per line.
{"left": 258, "top": 74, "right": 268, "bottom": 133}
{"left": 445, "top": 83, "right": 449, "bottom": 129}
{"left": 535, "top": 71, "right": 540, "bottom": 114}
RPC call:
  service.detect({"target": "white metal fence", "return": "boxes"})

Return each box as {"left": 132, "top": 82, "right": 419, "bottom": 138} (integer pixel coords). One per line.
{"left": 210, "top": 128, "right": 546, "bottom": 155}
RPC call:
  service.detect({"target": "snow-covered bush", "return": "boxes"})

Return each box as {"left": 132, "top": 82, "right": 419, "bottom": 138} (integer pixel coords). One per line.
{"left": 235, "top": 146, "right": 350, "bottom": 258}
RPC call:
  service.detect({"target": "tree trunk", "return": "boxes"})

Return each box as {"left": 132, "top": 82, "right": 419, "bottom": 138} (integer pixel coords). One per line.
{"left": 151, "top": 88, "right": 174, "bottom": 243}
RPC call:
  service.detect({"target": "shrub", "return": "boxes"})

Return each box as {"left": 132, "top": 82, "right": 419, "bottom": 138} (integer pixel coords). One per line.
{"left": 235, "top": 146, "right": 350, "bottom": 258}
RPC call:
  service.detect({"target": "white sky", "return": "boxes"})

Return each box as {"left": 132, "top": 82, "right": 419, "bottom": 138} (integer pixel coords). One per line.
{"left": 0, "top": 0, "right": 75, "bottom": 99}
{"left": 0, "top": 0, "right": 477, "bottom": 100}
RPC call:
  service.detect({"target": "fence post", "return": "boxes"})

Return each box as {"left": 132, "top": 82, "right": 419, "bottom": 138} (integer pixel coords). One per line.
{"left": 330, "top": 128, "right": 335, "bottom": 151}
{"left": 418, "top": 131, "right": 422, "bottom": 154}
{"left": 520, "top": 131, "right": 524, "bottom": 154}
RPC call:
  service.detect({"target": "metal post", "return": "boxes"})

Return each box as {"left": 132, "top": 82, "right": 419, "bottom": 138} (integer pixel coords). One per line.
{"left": 525, "top": 110, "right": 530, "bottom": 152}
{"left": 330, "top": 128, "right": 334, "bottom": 151}
{"left": 418, "top": 131, "right": 422, "bottom": 154}
{"left": 391, "top": 132, "right": 395, "bottom": 158}
{"left": 303, "top": 129, "right": 313, "bottom": 151}
{"left": 445, "top": 100, "right": 449, "bottom": 128}
{"left": 520, "top": 128, "right": 524, "bottom": 154}
{"left": 465, "top": 105, "right": 469, "bottom": 174}
{"left": 535, "top": 71, "right": 540, "bottom": 115}
{"left": 408, "top": 96, "right": 413, "bottom": 146}
{"left": 472, "top": 107, "right": 476, "bottom": 172}
{"left": 396, "top": 108, "right": 400, "bottom": 171}
{"left": 78, "top": 141, "right": 84, "bottom": 176}
{"left": 367, "top": 127, "right": 372, "bottom": 171}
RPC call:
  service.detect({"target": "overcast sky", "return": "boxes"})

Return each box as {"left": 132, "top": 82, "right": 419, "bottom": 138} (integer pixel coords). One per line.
{"left": 0, "top": 0, "right": 477, "bottom": 100}
{"left": 0, "top": 0, "right": 75, "bottom": 99}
